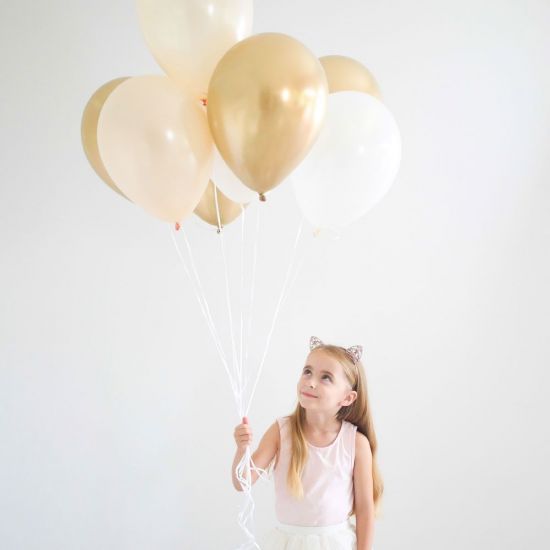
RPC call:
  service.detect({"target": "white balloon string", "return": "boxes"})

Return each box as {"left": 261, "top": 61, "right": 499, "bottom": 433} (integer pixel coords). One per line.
{"left": 180, "top": 231, "right": 233, "bottom": 384}
{"left": 239, "top": 204, "right": 246, "bottom": 394}
{"left": 235, "top": 446, "right": 272, "bottom": 550}
{"left": 171, "top": 207, "right": 303, "bottom": 549}
{"left": 170, "top": 228, "right": 237, "bottom": 396}
{"left": 213, "top": 183, "right": 223, "bottom": 234}
{"left": 214, "top": 186, "right": 243, "bottom": 414}
{"left": 243, "top": 203, "right": 261, "bottom": 392}
{"left": 245, "top": 217, "right": 305, "bottom": 416}
{"left": 170, "top": 228, "right": 225, "bottom": 361}
{"left": 172, "top": 222, "right": 261, "bottom": 548}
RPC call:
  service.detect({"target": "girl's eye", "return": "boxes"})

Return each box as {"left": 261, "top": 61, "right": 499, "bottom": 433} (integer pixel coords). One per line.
{"left": 322, "top": 375, "right": 332, "bottom": 382}
{"left": 303, "top": 368, "right": 311, "bottom": 375}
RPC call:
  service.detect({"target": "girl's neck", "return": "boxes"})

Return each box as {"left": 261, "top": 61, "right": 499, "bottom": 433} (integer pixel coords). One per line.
{"left": 304, "top": 410, "right": 341, "bottom": 433}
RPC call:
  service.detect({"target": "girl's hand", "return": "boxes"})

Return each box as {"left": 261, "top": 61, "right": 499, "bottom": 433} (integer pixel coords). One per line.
{"left": 233, "top": 416, "right": 253, "bottom": 450}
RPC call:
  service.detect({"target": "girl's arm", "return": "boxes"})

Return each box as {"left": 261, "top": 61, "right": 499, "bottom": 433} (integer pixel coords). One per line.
{"left": 232, "top": 418, "right": 279, "bottom": 491}
{"left": 353, "top": 432, "right": 375, "bottom": 550}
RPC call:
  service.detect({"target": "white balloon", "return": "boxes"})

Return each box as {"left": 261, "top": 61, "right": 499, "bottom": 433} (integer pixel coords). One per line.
{"left": 136, "top": 0, "right": 254, "bottom": 98}
{"left": 211, "top": 146, "right": 257, "bottom": 203}
{"left": 292, "top": 92, "right": 401, "bottom": 234}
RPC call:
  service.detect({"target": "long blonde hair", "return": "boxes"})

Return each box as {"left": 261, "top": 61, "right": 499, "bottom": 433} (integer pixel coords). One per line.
{"left": 287, "top": 345, "right": 384, "bottom": 516}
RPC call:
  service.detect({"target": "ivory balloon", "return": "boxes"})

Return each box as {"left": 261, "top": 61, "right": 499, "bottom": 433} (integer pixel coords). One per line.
{"left": 207, "top": 32, "right": 328, "bottom": 198}
{"left": 194, "top": 181, "right": 246, "bottom": 229}
{"left": 97, "top": 76, "right": 213, "bottom": 223}
{"left": 320, "top": 55, "right": 381, "bottom": 99}
{"left": 292, "top": 92, "right": 401, "bottom": 235}
{"left": 136, "top": 0, "right": 253, "bottom": 98}
{"left": 81, "top": 77, "right": 129, "bottom": 199}
{"left": 211, "top": 146, "right": 257, "bottom": 204}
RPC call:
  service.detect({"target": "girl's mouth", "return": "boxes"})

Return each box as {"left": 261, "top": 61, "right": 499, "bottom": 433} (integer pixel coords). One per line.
{"left": 301, "top": 391, "right": 318, "bottom": 398}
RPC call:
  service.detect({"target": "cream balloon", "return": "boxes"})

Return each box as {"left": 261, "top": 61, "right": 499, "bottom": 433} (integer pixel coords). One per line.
{"left": 207, "top": 33, "right": 328, "bottom": 198}
{"left": 136, "top": 0, "right": 253, "bottom": 98}
{"left": 97, "top": 76, "right": 213, "bottom": 223}
{"left": 212, "top": 146, "right": 257, "bottom": 204}
{"left": 292, "top": 92, "right": 401, "bottom": 235}
{"left": 81, "top": 77, "right": 129, "bottom": 199}
{"left": 320, "top": 55, "right": 381, "bottom": 98}
{"left": 194, "top": 181, "right": 246, "bottom": 229}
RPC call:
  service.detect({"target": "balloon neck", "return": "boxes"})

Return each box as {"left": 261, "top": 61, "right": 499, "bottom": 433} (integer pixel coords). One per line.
{"left": 175, "top": 222, "right": 181, "bottom": 231}
{"left": 259, "top": 193, "right": 266, "bottom": 202}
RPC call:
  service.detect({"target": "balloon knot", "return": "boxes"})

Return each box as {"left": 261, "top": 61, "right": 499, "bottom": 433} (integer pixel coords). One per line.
{"left": 175, "top": 222, "right": 181, "bottom": 231}
{"left": 201, "top": 98, "right": 208, "bottom": 106}
{"left": 259, "top": 193, "right": 266, "bottom": 202}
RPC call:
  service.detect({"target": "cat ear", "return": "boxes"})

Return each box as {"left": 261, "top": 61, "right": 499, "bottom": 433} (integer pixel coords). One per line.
{"left": 346, "top": 345, "right": 363, "bottom": 364}
{"left": 309, "top": 336, "right": 324, "bottom": 351}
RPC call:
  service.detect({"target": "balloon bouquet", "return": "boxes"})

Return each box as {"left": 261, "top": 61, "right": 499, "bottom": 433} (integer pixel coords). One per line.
{"left": 81, "top": 1, "right": 401, "bottom": 547}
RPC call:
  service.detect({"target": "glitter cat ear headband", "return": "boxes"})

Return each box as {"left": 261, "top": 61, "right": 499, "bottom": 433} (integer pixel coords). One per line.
{"left": 309, "top": 336, "right": 363, "bottom": 365}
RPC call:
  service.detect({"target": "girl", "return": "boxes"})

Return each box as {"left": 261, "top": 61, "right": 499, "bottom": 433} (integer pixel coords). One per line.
{"left": 232, "top": 336, "right": 383, "bottom": 550}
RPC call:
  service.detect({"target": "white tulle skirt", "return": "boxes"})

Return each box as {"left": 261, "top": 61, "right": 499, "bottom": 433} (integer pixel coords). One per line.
{"left": 259, "top": 520, "right": 356, "bottom": 550}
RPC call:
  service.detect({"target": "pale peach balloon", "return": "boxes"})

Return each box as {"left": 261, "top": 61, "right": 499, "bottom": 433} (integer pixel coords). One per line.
{"left": 136, "top": 0, "right": 253, "bottom": 98}
{"left": 97, "top": 76, "right": 213, "bottom": 223}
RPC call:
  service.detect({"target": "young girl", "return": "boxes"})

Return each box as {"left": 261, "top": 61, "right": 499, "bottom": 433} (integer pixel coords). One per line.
{"left": 232, "top": 336, "right": 383, "bottom": 550}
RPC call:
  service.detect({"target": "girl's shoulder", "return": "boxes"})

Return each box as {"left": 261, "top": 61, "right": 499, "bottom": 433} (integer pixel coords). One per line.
{"left": 354, "top": 430, "right": 373, "bottom": 465}
{"left": 342, "top": 419, "right": 359, "bottom": 436}
{"left": 276, "top": 415, "right": 291, "bottom": 429}
{"left": 354, "top": 429, "right": 370, "bottom": 450}
{"left": 275, "top": 416, "right": 294, "bottom": 440}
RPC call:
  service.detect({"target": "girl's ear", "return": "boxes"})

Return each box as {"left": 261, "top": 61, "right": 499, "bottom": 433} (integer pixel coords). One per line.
{"left": 342, "top": 390, "right": 357, "bottom": 407}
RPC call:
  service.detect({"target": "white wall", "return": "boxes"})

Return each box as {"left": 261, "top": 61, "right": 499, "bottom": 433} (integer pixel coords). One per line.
{"left": 1, "top": 1, "right": 549, "bottom": 549}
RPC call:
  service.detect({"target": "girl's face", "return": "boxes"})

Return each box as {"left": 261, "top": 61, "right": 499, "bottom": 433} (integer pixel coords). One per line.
{"left": 297, "top": 350, "right": 357, "bottom": 413}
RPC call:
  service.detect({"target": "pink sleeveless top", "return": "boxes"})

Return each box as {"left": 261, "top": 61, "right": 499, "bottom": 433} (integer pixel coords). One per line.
{"left": 273, "top": 416, "right": 357, "bottom": 526}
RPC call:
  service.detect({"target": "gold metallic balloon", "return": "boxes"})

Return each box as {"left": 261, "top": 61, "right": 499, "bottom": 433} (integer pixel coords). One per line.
{"left": 194, "top": 180, "right": 246, "bottom": 230}
{"left": 319, "top": 55, "right": 381, "bottom": 99}
{"left": 81, "top": 77, "right": 129, "bottom": 199}
{"left": 207, "top": 33, "right": 328, "bottom": 199}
